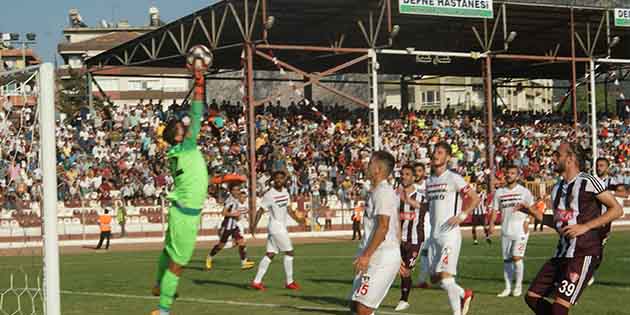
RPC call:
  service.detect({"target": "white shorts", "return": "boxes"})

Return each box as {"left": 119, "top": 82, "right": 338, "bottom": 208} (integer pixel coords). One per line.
{"left": 427, "top": 234, "right": 462, "bottom": 276}
{"left": 350, "top": 246, "right": 401, "bottom": 309}
{"left": 266, "top": 229, "right": 293, "bottom": 254}
{"left": 501, "top": 234, "right": 529, "bottom": 260}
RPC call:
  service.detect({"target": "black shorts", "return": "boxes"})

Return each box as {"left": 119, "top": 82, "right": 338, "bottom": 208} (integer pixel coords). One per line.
{"left": 400, "top": 242, "right": 422, "bottom": 270}
{"left": 471, "top": 214, "right": 486, "bottom": 226}
{"left": 219, "top": 226, "right": 243, "bottom": 243}
{"left": 528, "top": 256, "right": 600, "bottom": 305}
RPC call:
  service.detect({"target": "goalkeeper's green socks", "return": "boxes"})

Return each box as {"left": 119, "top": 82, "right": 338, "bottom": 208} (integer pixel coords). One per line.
{"left": 159, "top": 270, "right": 180, "bottom": 312}
{"left": 156, "top": 250, "right": 169, "bottom": 284}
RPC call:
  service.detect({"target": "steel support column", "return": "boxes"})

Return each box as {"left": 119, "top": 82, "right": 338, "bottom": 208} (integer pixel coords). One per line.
{"left": 605, "top": 76, "right": 608, "bottom": 115}
{"left": 245, "top": 43, "right": 257, "bottom": 233}
{"left": 369, "top": 49, "right": 380, "bottom": 150}
{"left": 589, "top": 59, "right": 597, "bottom": 174}
{"left": 304, "top": 76, "right": 313, "bottom": 101}
{"left": 400, "top": 76, "right": 409, "bottom": 113}
{"left": 87, "top": 72, "right": 94, "bottom": 115}
{"left": 484, "top": 55, "right": 494, "bottom": 191}
{"left": 571, "top": 8, "right": 578, "bottom": 131}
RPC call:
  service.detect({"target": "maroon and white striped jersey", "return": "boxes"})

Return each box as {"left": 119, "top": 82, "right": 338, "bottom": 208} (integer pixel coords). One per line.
{"left": 222, "top": 196, "right": 248, "bottom": 230}
{"left": 473, "top": 191, "right": 488, "bottom": 216}
{"left": 400, "top": 190, "right": 425, "bottom": 245}
{"left": 597, "top": 175, "right": 620, "bottom": 240}
{"left": 550, "top": 173, "right": 606, "bottom": 258}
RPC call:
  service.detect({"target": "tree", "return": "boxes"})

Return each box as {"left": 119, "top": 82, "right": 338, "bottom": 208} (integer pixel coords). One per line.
{"left": 56, "top": 68, "right": 104, "bottom": 117}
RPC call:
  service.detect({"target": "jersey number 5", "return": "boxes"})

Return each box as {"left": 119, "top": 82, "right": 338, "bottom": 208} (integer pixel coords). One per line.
{"left": 356, "top": 283, "right": 369, "bottom": 296}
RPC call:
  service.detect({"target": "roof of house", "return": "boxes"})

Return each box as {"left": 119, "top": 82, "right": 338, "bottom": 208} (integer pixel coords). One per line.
{"left": 58, "top": 31, "right": 145, "bottom": 53}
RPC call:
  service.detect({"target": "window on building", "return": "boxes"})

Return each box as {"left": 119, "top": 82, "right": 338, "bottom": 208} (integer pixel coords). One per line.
{"left": 128, "top": 80, "right": 143, "bottom": 91}
{"left": 145, "top": 80, "right": 161, "bottom": 90}
{"left": 425, "top": 90, "right": 437, "bottom": 104}
{"left": 128, "top": 79, "right": 162, "bottom": 91}
{"left": 68, "top": 55, "right": 83, "bottom": 69}
{"left": 407, "top": 88, "right": 415, "bottom": 104}
{"left": 95, "top": 78, "right": 119, "bottom": 91}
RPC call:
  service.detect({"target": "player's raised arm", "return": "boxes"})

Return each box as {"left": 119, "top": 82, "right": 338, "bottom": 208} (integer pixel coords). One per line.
{"left": 182, "top": 46, "right": 211, "bottom": 149}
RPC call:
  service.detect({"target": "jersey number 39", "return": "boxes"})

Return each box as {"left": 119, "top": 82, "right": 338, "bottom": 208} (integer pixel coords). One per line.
{"left": 558, "top": 280, "right": 576, "bottom": 297}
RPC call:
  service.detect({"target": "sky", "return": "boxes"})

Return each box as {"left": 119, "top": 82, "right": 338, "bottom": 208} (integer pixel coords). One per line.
{"left": 0, "top": 0, "right": 217, "bottom": 63}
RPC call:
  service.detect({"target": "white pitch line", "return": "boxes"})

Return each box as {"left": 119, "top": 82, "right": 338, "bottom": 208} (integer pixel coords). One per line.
{"left": 4, "top": 255, "right": 630, "bottom": 270}
{"left": 60, "top": 290, "right": 429, "bottom": 315}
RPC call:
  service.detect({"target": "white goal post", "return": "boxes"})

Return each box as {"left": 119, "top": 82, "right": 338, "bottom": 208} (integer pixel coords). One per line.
{"left": 38, "top": 63, "right": 61, "bottom": 315}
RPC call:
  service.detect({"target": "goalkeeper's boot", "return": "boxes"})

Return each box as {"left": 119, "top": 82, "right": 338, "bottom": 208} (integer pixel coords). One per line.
{"left": 241, "top": 259, "right": 255, "bottom": 270}
{"left": 150, "top": 309, "right": 171, "bottom": 315}
{"left": 205, "top": 255, "right": 213, "bottom": 270}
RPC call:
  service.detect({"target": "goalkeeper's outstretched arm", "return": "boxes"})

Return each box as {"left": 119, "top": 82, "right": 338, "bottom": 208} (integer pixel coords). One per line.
{"left": 182, "top": 69, "right": 205, "bottom": 149}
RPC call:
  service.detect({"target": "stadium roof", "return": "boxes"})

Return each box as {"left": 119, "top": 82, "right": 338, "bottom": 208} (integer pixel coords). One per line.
{"left": 85, "top": 0, "right": 630, "bottom": 79}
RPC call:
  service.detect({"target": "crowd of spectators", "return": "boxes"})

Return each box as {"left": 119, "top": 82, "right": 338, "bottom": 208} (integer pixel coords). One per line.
{"left": 1, "top": 97, "right": 630, "bottom": 215}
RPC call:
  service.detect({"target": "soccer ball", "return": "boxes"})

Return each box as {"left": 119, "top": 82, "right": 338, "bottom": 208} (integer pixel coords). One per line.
{"left": 186, "top": 45, "right": 213, "bottom": 69}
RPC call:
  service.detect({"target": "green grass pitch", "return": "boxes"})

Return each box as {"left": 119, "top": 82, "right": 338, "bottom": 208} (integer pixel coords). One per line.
{"left": 2, "top": 231, "right": 630, "bottom": 315}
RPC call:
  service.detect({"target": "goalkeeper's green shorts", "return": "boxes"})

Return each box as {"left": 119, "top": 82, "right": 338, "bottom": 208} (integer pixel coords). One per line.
{"left": 164, "top": 205, "right": 201, "bottom": 266}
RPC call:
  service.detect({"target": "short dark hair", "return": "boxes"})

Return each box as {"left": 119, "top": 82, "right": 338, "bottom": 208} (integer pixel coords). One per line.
{"left": 506, "top": 164, "right": 519, "bottom": 172}
{"left": 371, "top": 150, "right": 396, "bottom": 176}
{"left": 104, "top": 209, "right": 109, "bottom": 214}
{"left": 272, "top": 170, "right": 286, "bottom": 178}
{"left": 413, "top": 162, "right": 426, "bottom": 170}
{"left": 228, "top": 183, "right": 241, "bottom": 191}
{"left": 596, "top": 157, "right": 610, "bottom": 166}
{"left": 163, "top": 119, "right": 181, "bottom": 146}
{"left": 564, "top": 142, "right": 588, "bottom": 170}
{"left": 435, "top": 141, "right": 452, "bottom": 156}
{"left": 401, "top": 164, "right": 414, "bottom": 173}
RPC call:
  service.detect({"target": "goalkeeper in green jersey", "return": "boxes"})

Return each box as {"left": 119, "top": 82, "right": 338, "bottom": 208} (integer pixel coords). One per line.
{"left": 150, "top": 46, "right": 211, "bottom": 315}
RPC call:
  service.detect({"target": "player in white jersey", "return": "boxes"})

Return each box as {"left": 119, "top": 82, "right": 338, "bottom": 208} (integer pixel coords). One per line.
{"left": 206, "top": 183, "right": 255, "bottom": 270}
{"left": 350, "top": 151, "right": 401, "bottom": 315}
{"left": 413, "top": 162, "right": 432, "bottom": 289}
{"left": 489, "top": 165, "right": 535, "bottom": 298}
{"left": 251, "top": 171, "right": 304, "bottom": 291}
{"left": 425, "top": 142, "right": 479, "bottom": 315}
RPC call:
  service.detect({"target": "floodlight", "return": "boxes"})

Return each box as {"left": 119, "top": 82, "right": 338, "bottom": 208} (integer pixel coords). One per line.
{"left": 390, "top": 25, "right": 400, "bottom": 39}
{"left": 506, "top": 31, "right": 517, "bottom": 44}
{"left": 265, "top": 16, "right": 275, "bottom": 30}
{"left": 609, "top": 36, "right": 620, "bottom": 48}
